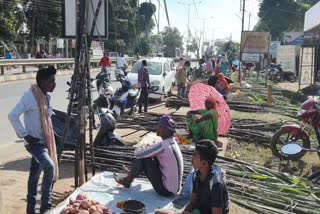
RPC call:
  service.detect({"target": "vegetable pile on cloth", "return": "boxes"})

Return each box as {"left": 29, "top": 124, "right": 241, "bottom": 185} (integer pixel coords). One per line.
{"left": 60, "top": 193, "right": 112, "bottom": 214}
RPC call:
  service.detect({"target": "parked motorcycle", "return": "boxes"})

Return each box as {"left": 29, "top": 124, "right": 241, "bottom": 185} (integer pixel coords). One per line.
{"left": 282, "top": 70, "right": 296, "bottom": 82}
{"left": 187, "top": 64, "right": 207, "bottom": 82}
{"left": 115, "top": 67, "right": 127, "bottom": 81}
{"left": 268, "top": 63, "right": 282, "bottom": 82}
{"left": 96, "top": 68, "right": 111, "bottom": 90}
{"left": 270, "top": 98, "right": 320, "bottom": 160}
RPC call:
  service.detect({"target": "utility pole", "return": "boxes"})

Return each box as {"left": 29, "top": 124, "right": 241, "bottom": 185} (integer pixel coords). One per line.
{"left": 177, "top": 1, "right": 202, "bottom": 58}
{"left": 158, "top": 0, "right": 160, "bottom": 54}
{"left": 248, "top": 12, "right": 251, "bottom": 30}
{"left": 196, "top": 16, "right": 213, "bottom": 57}
{"left": 239, "top": 0, "right": 245, "bottom": 85}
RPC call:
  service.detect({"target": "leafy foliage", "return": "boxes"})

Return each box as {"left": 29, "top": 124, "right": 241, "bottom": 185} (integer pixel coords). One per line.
{"left": 161, "top": 27, "right": 183, "bottom": 49}
{"left": 214, "top": 39, "right": 240, "bottom": 56}
{"left": 0, "top": 0, "right": 25, "bottom": 41}
{"left": 24, "top": 0, "right": 62, "bottom": 39}
{"left": 134, "top": 37, "right": 151, "bottom": 55}
{"left": 254, "top": 0, "right": 318, "bottom": 40}
{"left": 108, "top": 0, "right": 156, "bottom": 53}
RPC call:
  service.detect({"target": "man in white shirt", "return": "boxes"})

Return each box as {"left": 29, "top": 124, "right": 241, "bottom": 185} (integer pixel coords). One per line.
{"left": 116, "top": 54, "right": 127, "bottom": 70}
{"left": 8, "top": 66, "right": 57, "bottom": 214}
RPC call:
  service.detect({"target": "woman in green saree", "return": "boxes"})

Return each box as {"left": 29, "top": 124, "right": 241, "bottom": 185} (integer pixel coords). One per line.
{"left": 186, "top": 96, "right": 219, "bottom": 142}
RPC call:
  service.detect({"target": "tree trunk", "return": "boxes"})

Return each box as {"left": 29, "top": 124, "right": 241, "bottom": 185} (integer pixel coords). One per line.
{"left": 30, "top": 1, "right": 37, "bottom": 56}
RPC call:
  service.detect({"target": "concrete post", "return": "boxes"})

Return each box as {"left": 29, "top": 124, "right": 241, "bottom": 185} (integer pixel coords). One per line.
{"left": 267, "top": 84, "right": 272, "bottom": 104}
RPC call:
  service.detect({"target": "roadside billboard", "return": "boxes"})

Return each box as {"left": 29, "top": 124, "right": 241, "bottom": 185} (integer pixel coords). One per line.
{"left": 283, "top": 32, "right": 304, "bottom": 45}
{"left": 304, "top": 1, "right": 320, "bottom": 32}
{"left": 276, "top": 45, "right": 296, "bottom": 72}
{"left": 269, "top": 41, "right": 281, "bottom": 57}
{"left": 242, "top": 53, "right": 261, "bottom": 62}
{"left": 300, "top": 47, "right": 315, "bottom": 85}
{"left": 241, "top": 31, "right": 270, "bottom": 53}
{"left": 90, "top": 41, "right": 104, "bottom": 58}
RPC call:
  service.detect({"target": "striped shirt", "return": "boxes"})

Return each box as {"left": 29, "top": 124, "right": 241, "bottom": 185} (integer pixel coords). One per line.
{"left": 134, "top": 137, "right": 184, "bottom": 194}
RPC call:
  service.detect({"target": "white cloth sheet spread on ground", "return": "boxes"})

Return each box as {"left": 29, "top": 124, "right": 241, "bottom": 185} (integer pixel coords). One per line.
{"left": 50, "top": 171, "right": 175, "bottom": 214}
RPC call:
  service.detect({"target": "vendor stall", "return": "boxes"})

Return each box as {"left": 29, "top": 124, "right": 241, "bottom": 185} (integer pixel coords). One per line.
{"left": 51, "top": 171, "right": 176, "bottom": 214}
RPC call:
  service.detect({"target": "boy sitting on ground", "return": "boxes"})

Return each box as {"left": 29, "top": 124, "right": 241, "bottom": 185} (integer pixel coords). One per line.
{"left": 184, "top": 140, "right": 229, "bottom": 214}
{"left": 155, "top": 139, "right": 229, "bottom": 214}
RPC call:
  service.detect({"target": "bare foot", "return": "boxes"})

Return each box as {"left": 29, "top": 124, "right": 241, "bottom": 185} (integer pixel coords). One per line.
{"left": 113, "top": 172, "right": 133, "bottom": 188}
{"left": 122, "top": 165, "right": 130, "bottom": 173}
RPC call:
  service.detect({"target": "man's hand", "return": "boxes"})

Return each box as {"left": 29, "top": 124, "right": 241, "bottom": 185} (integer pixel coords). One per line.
{"left": 24, "top": 135, "right": 39, "bottom": 145}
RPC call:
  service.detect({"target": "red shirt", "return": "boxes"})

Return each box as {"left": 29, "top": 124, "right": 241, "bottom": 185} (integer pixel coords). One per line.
{"left": 99, "top": 57, "right": 111, "bottom": 67}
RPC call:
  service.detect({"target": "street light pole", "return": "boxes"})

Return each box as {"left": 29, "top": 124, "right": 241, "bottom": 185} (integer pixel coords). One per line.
{"left": 177, "top": 1, "right": 202, "bottom": 58}
{"left": 187, "top": 4, "right": 190, "bottom": 58}
{"left": 195, "top": 16, "right": 213, "bottom": 56}
{"left": 239, "top": 0, "right": 246, "bottom": 86}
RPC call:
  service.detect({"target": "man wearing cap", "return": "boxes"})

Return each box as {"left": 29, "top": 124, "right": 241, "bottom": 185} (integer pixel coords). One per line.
{"left": 114, "top": 115, "right": 184, "bottom": 196}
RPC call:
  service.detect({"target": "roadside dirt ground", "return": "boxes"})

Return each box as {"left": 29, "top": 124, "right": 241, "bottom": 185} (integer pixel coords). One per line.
{"left": 0, "top": 104, "right": 253, "bottom": 214}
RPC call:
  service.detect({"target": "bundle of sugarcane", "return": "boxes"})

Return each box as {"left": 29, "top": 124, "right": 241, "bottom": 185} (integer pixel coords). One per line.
{"left": 116, "top": 114, "right": 278, "bottom": 144}
{"left": 165, "top": 97, "right": 189, "bottom": 109}
{"left": 165, "top": 97, "right": 297, "bottom": 118}
{"left": 227, "top": 163, "right": 320, "bottom": 214}
{"left": 61, "top": 146, "right": 320, "bottom": 214}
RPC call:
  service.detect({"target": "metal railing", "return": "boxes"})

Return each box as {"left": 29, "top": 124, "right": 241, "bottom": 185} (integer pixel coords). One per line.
{"left": 0, "top": 57, "right": 135, "bottom": 75}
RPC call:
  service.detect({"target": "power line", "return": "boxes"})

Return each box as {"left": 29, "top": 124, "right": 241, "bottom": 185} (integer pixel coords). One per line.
{"left": 1, "top": 1, "right": 61, "bottom": 13}
{"left": 192, "top": 0, "right": 199, "bottom": 17}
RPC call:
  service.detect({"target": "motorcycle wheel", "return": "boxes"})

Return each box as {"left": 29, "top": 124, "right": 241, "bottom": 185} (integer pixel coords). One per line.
{"left": 270, "top": 128, "right": 310, "bottom": 160}
{"left": 288, "top": 74, "right": 296, "bottom": 83}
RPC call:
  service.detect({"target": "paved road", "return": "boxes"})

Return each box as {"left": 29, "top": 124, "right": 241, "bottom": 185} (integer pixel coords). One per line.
{"left": 0, "top": 60, "right": 197, "bottom": 147}
{"left": 0, "top": 71, "right": 121, "bottom": 147}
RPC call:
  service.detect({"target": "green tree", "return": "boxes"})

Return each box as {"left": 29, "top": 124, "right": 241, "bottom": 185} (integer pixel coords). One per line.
{"left": 254, "top": 0, "right": 318, "bottom": 40}
{"left": 161, "top": 27, "right": 183, "bottom": 49}
{"left": 138, "top": 2, "right": 156, "bottom": 33}
{"left": 108, "top": 0, "right": 156, "bottom": 53}
{"left": 134, "top": 37, "right": 151, "bottom": 55}
{"left": 0, "top": 0, "right": 24, "bottom": 41}
{"left": 24, "top": 0, "right": 62, "bottom": 54}
{"left": 214, "top": 39, "right": 239, "bottom": 57}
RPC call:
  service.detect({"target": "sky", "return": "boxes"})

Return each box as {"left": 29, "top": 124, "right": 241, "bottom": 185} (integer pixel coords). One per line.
{"left": 149, "top": 0, "right": 260, "bottom": 43}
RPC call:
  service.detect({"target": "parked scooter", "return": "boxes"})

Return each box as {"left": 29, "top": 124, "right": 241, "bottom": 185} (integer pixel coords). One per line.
{"left": 53, "top": 108, "right": 125, "bottom": 155}
{"left": 110, "top": 73, "right": 159, "bottom": 116}
{"left": 92, "top": 108, "right": 125, "bottom": 147}
{"left": 92, "top": 78, "right": 114, "bottom": 110}
{"left": 110, "top": 73, "right": 141, "bottom": 116}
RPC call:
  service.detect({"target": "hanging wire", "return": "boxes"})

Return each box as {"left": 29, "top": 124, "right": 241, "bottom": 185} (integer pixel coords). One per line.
{"left": 192, "top": 0, "right": 199, "bottom": 18}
